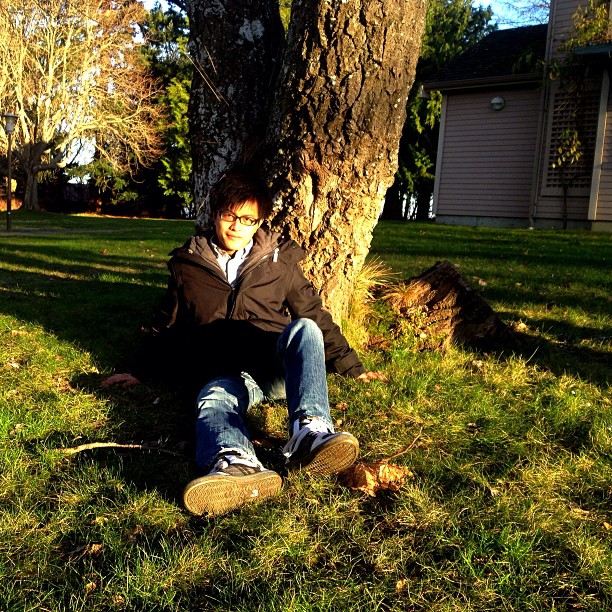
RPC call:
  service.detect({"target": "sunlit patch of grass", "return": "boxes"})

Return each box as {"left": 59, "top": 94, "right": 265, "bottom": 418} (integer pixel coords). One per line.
{"left": 343, "top": 257, "right": 395, "bottom": 351}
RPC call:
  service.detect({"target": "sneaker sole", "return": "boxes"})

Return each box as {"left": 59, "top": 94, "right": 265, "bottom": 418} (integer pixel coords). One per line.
{"left": 183, "top": 470, "right": 282, "bottom": 516}
{"left": 286, "top": 433, "right": 359, "bottom": 475}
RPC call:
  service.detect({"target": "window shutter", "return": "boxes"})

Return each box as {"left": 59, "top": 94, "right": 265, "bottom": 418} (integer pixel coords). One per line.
{"left": 545, "top": 86, "right": 600, "bottom": 191}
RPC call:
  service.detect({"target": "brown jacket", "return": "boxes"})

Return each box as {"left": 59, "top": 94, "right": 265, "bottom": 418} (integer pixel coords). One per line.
{"left": 143, "top": 228, "right": 364, "bottom": 390}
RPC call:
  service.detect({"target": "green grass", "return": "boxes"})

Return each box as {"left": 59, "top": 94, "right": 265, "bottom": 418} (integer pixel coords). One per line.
{"left": 1, "top": 210, "right": 611, "bottom": 611}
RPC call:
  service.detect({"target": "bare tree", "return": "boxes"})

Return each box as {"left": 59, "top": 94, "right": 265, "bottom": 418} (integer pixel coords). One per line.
{"left": 496, "top": 1, "right": 550, "bottom": 26}
{"left": 0, "top": 0, "right": 164, "bottom": 210}
{"left": 186, "top": 0, "right": 427, "bottom": 320}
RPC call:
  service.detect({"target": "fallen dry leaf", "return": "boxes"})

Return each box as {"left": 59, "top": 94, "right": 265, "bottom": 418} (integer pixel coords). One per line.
{"left": 342, "top": 460, "right": 413, "bottom": 497}
{"left": 9, "top": 423, "right": 25, "bottom": 436}
{"left": 252, "top": 437, "right": 276, "bottom": 449}
{"left": 129, "top": 525, "right": 144, "bottom": 541}
{"left": 513, "top": 321, "right": 529, "bottom": 333}
{"left": 87, "top": 543, "right": 104, "bottom": 556}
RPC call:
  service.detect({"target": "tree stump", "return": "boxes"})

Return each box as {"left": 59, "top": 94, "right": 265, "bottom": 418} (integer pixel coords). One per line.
{"left": 385, "top": 260, "right": 516, "bottom": 352}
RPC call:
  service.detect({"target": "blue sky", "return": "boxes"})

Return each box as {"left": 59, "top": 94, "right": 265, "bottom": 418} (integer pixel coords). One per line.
{"left": 483, "top": 1, "right": 518, "bottom": 27}
{"left": 484, "top": 1, "right": 511, "bottom": 24}
{"left": 482, "top": 1, "right": 549, "bottom": 28}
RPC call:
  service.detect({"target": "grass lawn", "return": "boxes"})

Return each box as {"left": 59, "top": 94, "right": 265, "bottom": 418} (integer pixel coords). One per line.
{"left": 1, "top": 210, "right": 611, "bottom": 611}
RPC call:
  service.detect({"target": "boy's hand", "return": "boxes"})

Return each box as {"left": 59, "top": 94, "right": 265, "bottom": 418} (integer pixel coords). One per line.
{"left": 101, "top": 373, "right": 141, "bottom": 388}
{"left": 356, "top": 371, "right": 388, "bottom": 383}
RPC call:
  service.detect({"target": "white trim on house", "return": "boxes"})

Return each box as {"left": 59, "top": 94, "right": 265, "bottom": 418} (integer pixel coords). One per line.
{"left": 589, "top": 70, "right": 610, "bottom": 220}
{"left": 431, "top": 95, "right": 447, "bottom": 218}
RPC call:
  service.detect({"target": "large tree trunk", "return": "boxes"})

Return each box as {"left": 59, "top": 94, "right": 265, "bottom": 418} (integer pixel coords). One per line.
{"left": 15, "top": 142, "right": 49, "bottom": 210}
{"left": 22, "top": 170, "right": 39, "bottom": 210}
{"left": 188, "top": 0, "right": 427, "bottom": 320}
{"left": 266, "top": 0, "right": 426, "bottom": 320}
{"left": 15, "top": 143, "right": 44, "bottom": 210}
{"left": 185, "top": 0, "right": 285, "bottom": 229}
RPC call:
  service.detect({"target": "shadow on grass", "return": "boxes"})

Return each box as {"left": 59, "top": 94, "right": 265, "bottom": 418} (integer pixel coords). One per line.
{"left": 1, "top": 269, "right": 161, "bottom": 368}
{"left": 1, "top": 267, "right": 293, "bottom": 509}
{"left": 0, "top": 237, "right": 198, "bottom": 501}
{"left": 505, "top": 330, "right": 611, "bottom": 388}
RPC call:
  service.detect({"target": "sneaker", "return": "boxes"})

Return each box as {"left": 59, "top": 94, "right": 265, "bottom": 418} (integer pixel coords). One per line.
{"left": 182, "top": 454, "right": 282, "bottom": 516}
{"left": 283, "top": 418, "right": 359, "bottom": 475}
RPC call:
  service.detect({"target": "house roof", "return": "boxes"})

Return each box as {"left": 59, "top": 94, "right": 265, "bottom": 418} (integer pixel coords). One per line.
{"left": 423, "top": 24, "right": 548, "bottom": 92}
{"left": 575, "top": 41, "right": 612, "bottom": 59}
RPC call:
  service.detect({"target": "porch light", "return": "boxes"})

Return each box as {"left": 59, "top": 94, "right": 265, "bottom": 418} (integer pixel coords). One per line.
{"left": 490, "top": 96, "right": 505, "bottom": 111}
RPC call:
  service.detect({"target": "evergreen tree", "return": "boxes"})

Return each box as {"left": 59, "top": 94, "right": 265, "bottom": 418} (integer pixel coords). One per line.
{"left": 143, "top": 3, "right": 193, "bottom": 218}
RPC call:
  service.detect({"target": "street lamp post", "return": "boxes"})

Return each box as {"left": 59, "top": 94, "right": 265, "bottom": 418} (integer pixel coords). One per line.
{"left": 2, "top": 113, "right": 18, "bottom": 231}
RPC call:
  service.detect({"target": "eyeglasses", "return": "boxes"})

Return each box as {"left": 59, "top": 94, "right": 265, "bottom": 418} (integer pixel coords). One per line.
{"left": 218, "top": 210, "right": 260, "bottom": 227}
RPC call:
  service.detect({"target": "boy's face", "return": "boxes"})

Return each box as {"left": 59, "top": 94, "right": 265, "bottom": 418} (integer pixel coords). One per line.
{"left": 213, "top": 199, "right": 262, "bottom": 256}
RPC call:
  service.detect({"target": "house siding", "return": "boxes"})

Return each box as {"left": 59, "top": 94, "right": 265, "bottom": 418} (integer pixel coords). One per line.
{"left": 547, "top": 0, "right": 584, "bottom": 57}
{"left": 435, "top": 89, "right": 541, "bottom": 220}
{"left": 427, "top": 0, "right": 612, "bottom": 231}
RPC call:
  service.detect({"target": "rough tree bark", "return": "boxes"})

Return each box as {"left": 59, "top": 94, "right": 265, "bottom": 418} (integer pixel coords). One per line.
{"left": 187, "top": 0, "right": 427, "bottom": 320}
{"left": 266, "top": 0, "right": 427, "bottom": 319}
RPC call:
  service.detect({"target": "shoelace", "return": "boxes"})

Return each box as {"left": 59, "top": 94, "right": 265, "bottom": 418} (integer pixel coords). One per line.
{"left": 211, "top": 452, "right": 262, "bottom": 473}
{"left": 282, "top": 422, "right": 334, "bottom": 458}
{"left": 292, "top": 416, "right": 329, "bottom": 436}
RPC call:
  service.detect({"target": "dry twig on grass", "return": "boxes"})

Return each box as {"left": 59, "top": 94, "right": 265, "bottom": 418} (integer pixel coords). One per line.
{"left": 58, "top": 441, "right": 185, "bottom": 458}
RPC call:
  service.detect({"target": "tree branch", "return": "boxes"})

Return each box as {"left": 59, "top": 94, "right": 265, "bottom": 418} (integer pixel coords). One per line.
{"left": 58, "top": 441, "right": 186, "bottom": 458}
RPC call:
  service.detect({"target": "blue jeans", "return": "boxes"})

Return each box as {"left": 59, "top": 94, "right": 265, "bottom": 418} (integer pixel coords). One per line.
{"left": 194, "top": 318, "right": 334, "bottom": 471}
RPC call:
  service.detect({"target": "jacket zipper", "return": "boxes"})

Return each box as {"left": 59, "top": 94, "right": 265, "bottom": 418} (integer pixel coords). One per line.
{"left": 225, "top": 249, "right": 278, "bottom": 319}
{"left": 177, "top": 245, "right": 280, "bottom": 320}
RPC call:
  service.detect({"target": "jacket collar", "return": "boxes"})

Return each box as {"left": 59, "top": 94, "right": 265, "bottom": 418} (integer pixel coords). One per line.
{"left": 172, "top": 227, "right": 305, "bottom": 265}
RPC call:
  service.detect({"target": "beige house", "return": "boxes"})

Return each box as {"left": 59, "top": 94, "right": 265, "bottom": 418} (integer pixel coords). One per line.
{"left": 423, "top": 0, "right": 612, "bottom": 231}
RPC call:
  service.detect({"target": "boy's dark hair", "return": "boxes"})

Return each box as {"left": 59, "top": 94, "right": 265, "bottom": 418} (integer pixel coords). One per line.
{"left": 208, "top": 170, "right": 274, "bottom": 220}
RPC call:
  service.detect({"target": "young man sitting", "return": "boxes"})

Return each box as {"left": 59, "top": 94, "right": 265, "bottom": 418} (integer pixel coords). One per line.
{"left": 105, "top": 170, "right": 384, "bottom": 516}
